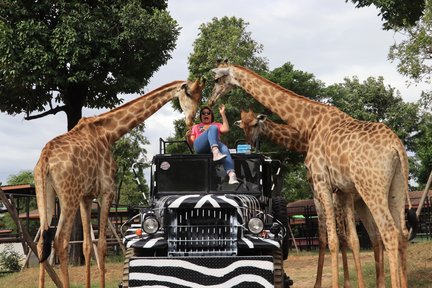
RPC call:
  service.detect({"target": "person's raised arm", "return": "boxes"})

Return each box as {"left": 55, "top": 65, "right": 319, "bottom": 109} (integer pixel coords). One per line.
{"left": 186, "top": 129, "right": 195, "bottom": 147}
{"left": 219, "top": 104, "right": 230, "bottom": 134}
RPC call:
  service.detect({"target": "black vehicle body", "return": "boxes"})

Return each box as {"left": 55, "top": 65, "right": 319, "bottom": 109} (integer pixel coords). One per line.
{"left": 121, "top": 141, "right": 292, "bottom": 288}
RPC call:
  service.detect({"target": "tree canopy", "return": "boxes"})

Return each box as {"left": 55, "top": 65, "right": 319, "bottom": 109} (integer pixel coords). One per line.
{"left": 0, "top": 0, "right": 179, "bottom": 130}
{"left": 112, "top": 124, "right": 150, "bottom": 207}
{"left": 167, "top": 16, "right": 268, "bottom": 153}
{"left": 388, "top": 2, "right": 432, "bottom": 84}
{"left": 349, "top": 0, "right": 425, "bottom": 30}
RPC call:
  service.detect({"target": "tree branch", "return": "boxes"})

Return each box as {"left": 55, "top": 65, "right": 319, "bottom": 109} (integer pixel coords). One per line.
{"left": 24, "top": 105, "right": 66, "bottom": 120}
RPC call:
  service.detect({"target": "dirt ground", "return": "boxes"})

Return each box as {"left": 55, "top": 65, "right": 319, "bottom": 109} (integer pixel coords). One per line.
{"left": 284, "top": 250, "right": 375, "bottom": 287}
{"left": 1, "top": 242, "right": 430, "bottom": 287}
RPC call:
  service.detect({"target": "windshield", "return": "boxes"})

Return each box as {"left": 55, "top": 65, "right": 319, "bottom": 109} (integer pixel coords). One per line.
{"left": 153, "top": 154, "right": 262, "bottom": 195}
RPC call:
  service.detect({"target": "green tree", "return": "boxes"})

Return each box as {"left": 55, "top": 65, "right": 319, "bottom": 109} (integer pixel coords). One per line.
{"left": 410, "top": 94, "right": 432, "bottom": 186}
{"left": 260, "top": 63, "right": 325, "bottom": 201}
{"left": 0, "top": 0, "right": 178, "bottom": 264}
{"left": 168, "top": 16, "right": 268, "bottom": 154}
{"left": 349, "top": 0, "right": 425, "bottom": 30}
{"left": 0, "top": 0, "right": 179, "bottom": 130}
{"left": 6, "top": 170, "right": 34, "bottom": 185}
{"left": 325, "top": 76, "right": 421, "bottom": 183}
{"left": 1, "top": 170, "right": 38, "bottom": 236}
{"left": 388, "top": 1, "right": 432, "bottom": 85}
{"left": 112, "top": 124, "right": 150, "bottom": 207}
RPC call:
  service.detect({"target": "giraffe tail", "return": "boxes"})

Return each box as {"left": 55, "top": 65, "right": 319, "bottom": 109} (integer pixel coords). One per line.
{"left": 35, "top": 147, "right": 54, "bottom": 263}
{"left": 394, "top": 142, "right": 418, "bottom": 240}
{"left": 40, "top": 229, "right": 53, "bottom": 263}
{"left": 407, "top": 208, "right": 418, "bottom": 240}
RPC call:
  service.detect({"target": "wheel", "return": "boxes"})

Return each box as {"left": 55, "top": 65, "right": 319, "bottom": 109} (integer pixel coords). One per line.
{"left": 272, "top": 196, "right": 289, "bottom": 259}
{"left": 272, "top": 248, "right": 284, "bottom": 288}
{"left": 121, "top": 248, "right": 134, "bottom": 288}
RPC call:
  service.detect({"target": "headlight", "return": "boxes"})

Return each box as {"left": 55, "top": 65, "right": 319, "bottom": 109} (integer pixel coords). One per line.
{"left": 142, "top": 216, "right": 160, "bottom": 234}
{"left": 248, "top": 217, "right": 264, "bottom": 234}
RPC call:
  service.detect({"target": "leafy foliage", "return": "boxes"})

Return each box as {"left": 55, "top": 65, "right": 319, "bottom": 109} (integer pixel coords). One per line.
{"left": 188, "top": 16, "right": 268, "bottom": 97}
{"left": 111, "top": 124, "right": 150, "bottom": 206}
{"left": 325, "top": 76, "right": 420, "bottom": 140}
{"left": 0, "top": 244, "right": 23, "bottom": 272}
{"left": 349, "top": 0, "right": 425, "bottom": 30}
{"left": 325, "top": 76, "right": 422, "bottom": 182}
{"left": 410, "top": 94, "right": 432, "bottom": 186}
{"left": 6, "top": 170, "right": 34, "bottom": 185}
{"left": 388, "top": 1, "right": 432, "bottom": 84}
{"left": 170, "top": 16, "right": 269, "bottom": 149}
{"left": 0, "top": 0, "right": 179, "bottom": 129}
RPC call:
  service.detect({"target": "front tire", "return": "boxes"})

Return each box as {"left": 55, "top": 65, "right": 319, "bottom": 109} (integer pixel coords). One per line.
{"left": 121, "top": 248, "right": 134, "bottom": 288}
{"left": 273, "top": 248, "right": 284, "bottom": 288}
{"left": 273, "top": 196, "right": 289, "bottom": 259}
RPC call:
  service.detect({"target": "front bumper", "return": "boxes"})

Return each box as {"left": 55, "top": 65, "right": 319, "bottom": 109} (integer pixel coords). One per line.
{"left": 127, "top": 255, "right": 274, "bottom": 288}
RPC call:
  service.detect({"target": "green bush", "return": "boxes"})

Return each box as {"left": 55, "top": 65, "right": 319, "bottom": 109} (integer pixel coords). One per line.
{"left": 0, "top": 244, "right": 23, "bottom": 272}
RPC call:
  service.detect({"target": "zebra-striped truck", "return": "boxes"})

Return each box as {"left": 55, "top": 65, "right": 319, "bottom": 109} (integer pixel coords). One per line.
{"left": 120, "top": 140, "right": 293, "bottom": 288}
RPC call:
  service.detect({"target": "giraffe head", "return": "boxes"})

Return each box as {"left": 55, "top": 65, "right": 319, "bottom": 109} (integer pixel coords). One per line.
{"left": 208, "top": 59, "right": 239, "bottom": 107}
{"left": 178, "top": 78, "right": 205, "bottom": 128}
{"left": 234, "top": 109, "right": 266, "bottom": 148}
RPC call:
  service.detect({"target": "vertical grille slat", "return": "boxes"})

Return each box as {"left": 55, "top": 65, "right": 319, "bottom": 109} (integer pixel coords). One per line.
{"left": 168, "top": 208, "right": 237, "bottom": 256}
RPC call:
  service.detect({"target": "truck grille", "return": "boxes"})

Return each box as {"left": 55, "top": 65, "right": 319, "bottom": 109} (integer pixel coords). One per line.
{"left": 167, "top": 208, "right": 238, "bottom": 256}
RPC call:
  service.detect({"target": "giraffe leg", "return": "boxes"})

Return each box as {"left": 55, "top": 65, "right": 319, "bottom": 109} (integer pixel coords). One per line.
{"left": 38, "top": 262, "right": 45, "bottom": 288}
{"left": 390, "top": 169, "right": 410, "bottom": 288}
{"left": 313, "top": 181, "right": 339, "bottom": 288}
{"left": 97, "top": 194, "right": 114, "bottom": 287}
{"left": 55, "top": 202, "right": 78, "bottom": 288}
{"left": 361, "top": 195, "right": 401, "bottom": 288}
{"left": 354, "top": 198, "right": 385, "bottom": 287}
{"left": 344, "top": 197, "right": 364, "bottom": 288}
{"left": 374, "top": 240, "right": 385, "bottom": 288}
{"left": 313, "top": 200, "right": 327, "bottom": 288}
{"left": 388, "top": 164, "right": 408, "bottom": 287}
{"left": 333, "top": 193, "right": 351, "bottom": 288}
{"left": 340, "top": 239, "right": 350, "bottom": 288}
{"left": 80, "top": 199, "right": 93, "bottom": 288}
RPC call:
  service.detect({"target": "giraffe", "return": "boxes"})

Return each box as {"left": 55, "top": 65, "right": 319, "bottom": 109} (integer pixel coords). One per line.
{"left": 209, "top": 61, "right": 415, "bottom": 288}
{"left": 34, "top": 79, "right": 204, "bottom": 288}
{"left": 235, "top": 110, "right": 385, "bottom": 288}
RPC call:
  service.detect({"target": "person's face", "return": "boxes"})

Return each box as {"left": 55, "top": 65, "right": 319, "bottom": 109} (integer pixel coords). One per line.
{"left": 200, "top": 109, "right": 212, "bottom": 124}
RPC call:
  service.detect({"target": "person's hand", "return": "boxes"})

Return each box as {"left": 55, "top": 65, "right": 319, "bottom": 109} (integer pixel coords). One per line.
{"left": 219, "top": 104, "right": 226, "bottom": 115}
{"left": 185, "top": 129, "right": 193, "bottom": 146}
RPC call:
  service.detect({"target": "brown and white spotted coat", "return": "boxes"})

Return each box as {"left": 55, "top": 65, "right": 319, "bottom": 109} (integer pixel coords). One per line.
{"left": 210, "top": 62, "right": 411, "bottom": 288}
{"left": 236, "top": 109, "right": 373, "bottom": 288}
{"left": 34, "top": 79, "right": 204, "bottom": 288}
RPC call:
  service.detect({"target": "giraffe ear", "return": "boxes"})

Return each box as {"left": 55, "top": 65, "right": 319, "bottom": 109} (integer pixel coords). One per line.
{"left": 181, "top": 82, "right": 191, "bottom": 97}
{"left": 234, "top": 120, "right": 242, "bottom": 127}
{"left": 211, "top": 67, "right": 229, "bottom": 78}
{"left": 257, "top": 114, "right": 267, "bottom": 123}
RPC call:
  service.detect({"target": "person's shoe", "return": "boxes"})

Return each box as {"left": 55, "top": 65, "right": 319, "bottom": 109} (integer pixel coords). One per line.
{"left": 228, "top": 172, "right": 239, "bottom": 185}
{"left": 212, "top": 147, "right": 227, "bottom": 162}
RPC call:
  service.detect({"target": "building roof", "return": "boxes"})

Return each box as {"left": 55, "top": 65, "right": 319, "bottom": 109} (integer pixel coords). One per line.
{"left": 287, "top": 190, "right": 432, "bottom": 216}
{"left": 0, "top": 184, "right": 35, "bottom": 196}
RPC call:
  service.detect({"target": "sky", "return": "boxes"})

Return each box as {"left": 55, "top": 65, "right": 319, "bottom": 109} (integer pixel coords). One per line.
{"left": 0, "top": 0, "right": 429, "bottom": 185}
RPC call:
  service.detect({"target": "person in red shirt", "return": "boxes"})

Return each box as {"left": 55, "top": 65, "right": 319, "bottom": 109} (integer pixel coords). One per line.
{"left": 187, "top": 105, "right": 239, "bottom": 185}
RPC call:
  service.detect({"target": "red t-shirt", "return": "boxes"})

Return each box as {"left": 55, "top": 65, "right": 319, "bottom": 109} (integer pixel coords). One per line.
{"left": 191, "top": 122, "right": 222, "bottom": 141}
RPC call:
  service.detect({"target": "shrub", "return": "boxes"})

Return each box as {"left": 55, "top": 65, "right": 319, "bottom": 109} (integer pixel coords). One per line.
{"left": 0, "top": 244, "right": 23, "bottom": 272}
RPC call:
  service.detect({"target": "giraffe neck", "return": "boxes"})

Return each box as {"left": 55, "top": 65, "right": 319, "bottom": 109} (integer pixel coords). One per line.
{"left": 232, "top": 65, "right": 348, "bottom": 137}
{"left": 262, "top": 120, "right": 308, "bottom": 154}
{"left": 92, "top": 81, "right": 183, "bottom": 143}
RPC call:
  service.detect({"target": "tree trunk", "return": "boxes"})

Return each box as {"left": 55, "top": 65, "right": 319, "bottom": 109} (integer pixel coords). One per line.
{"left": 64, "top": 84, "right": 87, "bottom": 265}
